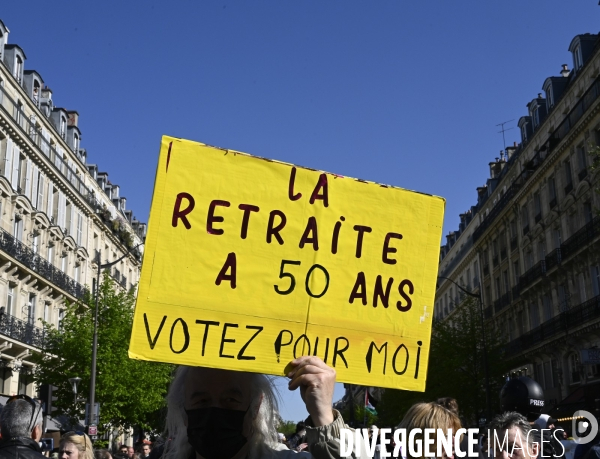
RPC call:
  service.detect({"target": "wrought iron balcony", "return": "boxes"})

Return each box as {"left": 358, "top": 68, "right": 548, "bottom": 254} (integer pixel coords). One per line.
{"left": 518, "top": 260, "right": 546, "bottom": 291}
{"left": 505, "top": 294, "right": 600, "bottom": 354}
{"left": 0, "top": 309, "right": 46, "bottom": 348}
{"left": 545, "top": 248, "right": 562, "bottom": 271}
{"left": 560, "top": 215, "right": 600, "bottom": 261}
{"left": 494, "top": 292, "right": 511, "bottom": 314}
{"left": 0, "top": 228, "right": 89, "bottom": 300}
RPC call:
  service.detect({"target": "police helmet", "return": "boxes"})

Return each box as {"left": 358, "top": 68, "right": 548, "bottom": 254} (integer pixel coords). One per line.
{"left": 500, "top": 376, "right": 545, "bottom": 422}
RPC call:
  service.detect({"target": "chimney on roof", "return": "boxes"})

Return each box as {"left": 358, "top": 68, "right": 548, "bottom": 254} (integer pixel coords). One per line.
{"left": 538, "top": 93, "right": 543, "bottom": 99}
{"left": 67, "top": 111, "right": 79, "bottom": 127}
{"left": 561, "top": 64, "right": 570, "bottom": 78}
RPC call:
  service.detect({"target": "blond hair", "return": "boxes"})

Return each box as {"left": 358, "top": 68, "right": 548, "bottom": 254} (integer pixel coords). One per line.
{"left": 398, "top": 402, "right": 462, "bottom": 459}
{"left": 60, "top": 431, "right": 94, "bottom": 459}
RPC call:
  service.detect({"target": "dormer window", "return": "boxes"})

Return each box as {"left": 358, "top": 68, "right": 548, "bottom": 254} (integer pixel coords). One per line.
{"left": 573, "top": 44, "right": 583, "bottom": 70}
{"left": 73, "top": 133, "right": 80, "bottom": 153}
{"left": 545, "top": 84, "right": 554, "bottom": 108}
{"left": 521, "top": 124, "right": 528, "bottom": 142}
{"left": 60, "top": 116, "right": 66, "bottom": 139}
{"left": 15, "top": 55, "right": 23, "bottom": 83}
{"left": 33, "top": 80, "right": 40, "bottom": 105}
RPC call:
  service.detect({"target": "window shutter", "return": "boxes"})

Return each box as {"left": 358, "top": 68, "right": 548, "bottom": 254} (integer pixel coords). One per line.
{"left": 11, "top": 145, "right": 20, "bottom": 191}
{"left": 4, "top": 138, "right": 13, "bottom": 180}
{"left": 31, "top": 165, "right": 39, "bottom": 208}
{"left": 47, "top": 182, "right": 54, "bottom": 221}
{"left": 58, "top": 192, "right": 66, "bottom": 229}
{"left": 37, "top": 173, "right": 45, "bottom": 213}
{"left": 41, "top": 128, "right": 50, "bottom": 156}
{"left": 24, "top": 159, "right": 33, "bottom": 200}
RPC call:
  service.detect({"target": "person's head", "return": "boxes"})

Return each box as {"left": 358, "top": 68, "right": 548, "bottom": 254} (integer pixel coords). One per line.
{"left": 0, "top": 396, "right": 43, "bottom": 441}
{"left": 295, "top": 421, "right": 306, "bottom": 436}
{"left": 397, "top": 402, "right": 462, "bottom": 459}
{"left": 119, "top": 446, "right": 128, "bottom": 456}
{"left": 435, "top": 397, "right": 460, "bottom": 417}
{"left": 127, "top": 447, "right": 135, "bottom": 458}
{"left": 500, "top": 377, "right": 544, "bottom": 422}
{"left": 141, "top": 444, "right": 151, "bottom": 456}
{"left": 489, "top": 411, "right": 541, "bottom": 459}
{"left": 94, "top": 449, "right": 112, "bottom": 459}
{"left": 59, "top": 431, "right": 94, "bottom": 459}
{"left": 163, "top": 366, "right": 280, "bottom": 459}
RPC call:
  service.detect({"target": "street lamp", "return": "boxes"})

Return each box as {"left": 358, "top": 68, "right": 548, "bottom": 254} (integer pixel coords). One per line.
{"left": 68, "top": 377, "right": 81, "bottom": 406}
{"left": 437, "top": 275, "right": 492, "bottom": 423}
{"left": 88, "top": 243, "right": 143, "bottom": 430}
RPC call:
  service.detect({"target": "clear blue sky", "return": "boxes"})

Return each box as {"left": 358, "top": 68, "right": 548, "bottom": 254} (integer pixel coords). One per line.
{"left": 2, "top": 0, "right": 599, "bottom": 422}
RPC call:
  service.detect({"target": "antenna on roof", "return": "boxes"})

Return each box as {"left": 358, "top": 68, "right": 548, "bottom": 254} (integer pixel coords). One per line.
{"left": 496, "top": 119, "right": 515, "bottom": 151}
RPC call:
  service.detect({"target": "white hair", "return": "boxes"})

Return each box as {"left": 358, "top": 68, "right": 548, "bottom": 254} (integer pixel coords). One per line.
{"left": 162, "top": 366, "right": 282, "bottom": 459}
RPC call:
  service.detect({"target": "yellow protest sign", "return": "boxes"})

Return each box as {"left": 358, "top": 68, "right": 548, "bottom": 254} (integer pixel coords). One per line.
{"left": 128, "top": 136, "right": 444, "bottom": 391}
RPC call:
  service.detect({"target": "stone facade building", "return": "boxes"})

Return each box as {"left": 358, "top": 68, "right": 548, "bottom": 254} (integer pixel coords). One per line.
{"left": 0, "top": 19, "right": 145, "bottom": 397}
{"left": 436, "top": 31, "right": 600, "bottom": 415}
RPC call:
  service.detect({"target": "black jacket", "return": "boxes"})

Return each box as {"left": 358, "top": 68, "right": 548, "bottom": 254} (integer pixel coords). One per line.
{"left": 0, "top": 437, "right": 45, "bottom": 459}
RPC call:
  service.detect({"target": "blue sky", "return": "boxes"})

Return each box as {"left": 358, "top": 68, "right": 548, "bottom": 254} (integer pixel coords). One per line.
{"left": 2, "top": 0, "right": 599, "bottom": 422}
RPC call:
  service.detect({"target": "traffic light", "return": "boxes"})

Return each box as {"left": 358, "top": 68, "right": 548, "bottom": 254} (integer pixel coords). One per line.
{"left": 39, "top": 384, "right": 58, "bottom": 416}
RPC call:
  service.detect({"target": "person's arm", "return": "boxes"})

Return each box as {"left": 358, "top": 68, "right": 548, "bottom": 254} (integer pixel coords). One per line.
{"left": 287, "top": 356, "right": 365, "bottom": 459}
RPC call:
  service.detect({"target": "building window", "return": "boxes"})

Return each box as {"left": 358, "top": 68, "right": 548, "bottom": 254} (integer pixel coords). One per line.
{"left": 573, "top": 45, "right": 583, "bottom": 70}
{"left": 60, "top": 117, "right": 66, "bottom": 139}
{"left": 592, "top": 265, "right": 600, "bottom": 297}
{"left": 7, "top": 286, "right": 14, "bottom": 316}
{"left": 18, "top": 373, "right": 29, "bottom": 396}
{"left": 570, "top": 353, "right": 581, "bottom": 383}
{"left": 43, "top": 303, "right": 49, "bottom": 322}
{"left": 61, "top": 254, "right": 67, "bottom": 272}
{"left": 577, "top": 144, "right": 587, "bottom": 174}
{"left": 584, "top": 202, "right": 593, "bottom": 224}
{"left": 554, "top": 228, "right": 562, "bottom": 249}
{"left": 513, "top": 260, "right": 520, "bottom": 285}
{"left": 546, "top": 85, "right": 554, "bottom": 107}
{"left": 47, "top": 245, "right": 54, "bottom": 265}
{"left": 579, "top": 272, "right": 587, "bottom": 303}
{"left": 15, "top": 56, "right": 23, "bottom": 83}
{"left": 564, "top": 160, "right": 573, "bottom": 193}
{"left": 548, "top": 177, "right": 557, "bottom": 208}
{"left": 542, "top": 295, "right": 552, "bottom": 321}
{"left": 73, "top": 133, "right": 80, "bottom": 153}
{"left": 32, "top": 235, "right": 39, "bottom": 254}
{"left": 58, "top": 309, "right": 64, "bottom": 329}
{"left": 534, "top": 193, "right": 542, "bottom": 222}
{"left": 27, "top": 294, "right": 36, "bottom": 325}
{"left": 13, "top": 218, "right": 23, "bottom": 241}
{"left": 558, "top": 284, "right": 569, "bottom": 311}
{"left": 521, "top": 205, "right": 530, "bottom": 235}
{"left": 530, "top": 302, "right": 540, "bottom": 329}
{"left": 74, "top": 264, "right": 80, "bottom": 283}
{"left": 32, "top": 80, "right": 40, "bottom": 105}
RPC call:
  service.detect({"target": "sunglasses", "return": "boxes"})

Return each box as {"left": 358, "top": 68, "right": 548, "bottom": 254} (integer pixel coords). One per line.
{"left": 7, "top": 394, "right": 41, "bottom": 433}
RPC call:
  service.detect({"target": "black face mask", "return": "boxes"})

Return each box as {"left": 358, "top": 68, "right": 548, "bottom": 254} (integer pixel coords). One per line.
{"left": 186, "top": 407, "right": 248, "bottom": 459}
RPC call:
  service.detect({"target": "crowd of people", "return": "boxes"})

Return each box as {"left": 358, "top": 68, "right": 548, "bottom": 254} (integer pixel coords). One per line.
{"left": 0, "top": 356, "right": 598, "bottom": 458}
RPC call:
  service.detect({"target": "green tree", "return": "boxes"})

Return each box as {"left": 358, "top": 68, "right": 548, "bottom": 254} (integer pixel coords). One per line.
{"left": 33, "top": 272, "right": 173, "bottom": 435}
{"left": 277, "top": 420, "right": 297, "bottom": 437}
{"left": 377, "top": 297, "right": 511, "bottom": 427}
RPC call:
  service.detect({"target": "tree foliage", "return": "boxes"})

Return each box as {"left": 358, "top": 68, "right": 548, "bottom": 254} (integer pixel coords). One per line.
{"left": 277, "top": 420, "right": 298, "bottom": 437}
{"left": 377, "top": 297, "right": 512, "bottom": 427}
{"left": 33, "top": 272, "right": 173, "bottom": 434}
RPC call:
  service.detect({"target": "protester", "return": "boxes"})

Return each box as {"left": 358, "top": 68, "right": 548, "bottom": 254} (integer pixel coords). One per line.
{"left": 94, "top": 450, "right": 112, "bottom": 459}
{"left": 488, "top": 411, "right": 541, "bottom": 459}
{"left": 435, "top": 397, "right": 485, "bottom": 458}
{"left": 118, "top": 445, "right": 129, "bottom": 457}
{"left": 0, "top": 395, "right": 45, "bottom": 459}
{"left": 397, "top": 401, "right": 462, "bottom": 459}
{"left": 287, "top": 422, "right": 307, "bottom": 451}
{"left": 59, "top": 431, "right": 94, "bottom": 459}
{"left": 161, "top": 355, "right": 365, "bottom": 459}
{"left": 127, "top": 447, "right": 135, "bottom": 459}
{"left": 140, "top": 444, "right": 151, "bottom": 459}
